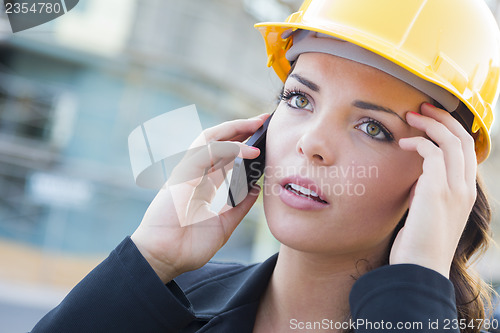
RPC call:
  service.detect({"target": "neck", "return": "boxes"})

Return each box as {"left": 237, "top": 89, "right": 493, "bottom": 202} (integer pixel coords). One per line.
{"left": 255, "top": 245, "right": 387, "bottom": 333}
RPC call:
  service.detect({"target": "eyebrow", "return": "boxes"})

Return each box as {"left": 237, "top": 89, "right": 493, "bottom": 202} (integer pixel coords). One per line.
{"left": 289, "top": 74, "right": 320, "bottom": 92}
{"left": 352, "top": 100, "right": 406, "bottom": 124}
{"left": 288, "top": 75, "right": 407, "bottom": 124}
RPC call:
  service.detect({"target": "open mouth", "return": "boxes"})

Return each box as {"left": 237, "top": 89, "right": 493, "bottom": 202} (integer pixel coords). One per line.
{"left": 284, "top": 183, "right": 328, "bottom": 204}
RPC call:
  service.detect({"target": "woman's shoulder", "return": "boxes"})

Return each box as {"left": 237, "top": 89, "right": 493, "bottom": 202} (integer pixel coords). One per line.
{"left": 175, "top": 260, "right": 251, "bottom": 290}
{"left": 170, "top": 253, "right": 278, "bottom": 317}
{"left": 174, "top": 253, "right": 278, "bottom": 292}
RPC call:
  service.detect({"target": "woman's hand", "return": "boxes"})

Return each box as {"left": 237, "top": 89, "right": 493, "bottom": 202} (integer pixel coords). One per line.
{"left": 131, "top": 113, "right": 271, "bottom": 283}
{"left": 390, "top": 103, "right": 477, "bottom": 278}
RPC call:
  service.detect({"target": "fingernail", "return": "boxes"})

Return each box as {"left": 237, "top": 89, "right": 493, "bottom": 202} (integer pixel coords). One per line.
{"left": 249, "top": 146, "right": 260, "bottom": 151}
{"left": 250, "top": 113, "right": 270, "bottom": 120}
{"left": 408, "top": 111, "right": 420, "bottom": 116}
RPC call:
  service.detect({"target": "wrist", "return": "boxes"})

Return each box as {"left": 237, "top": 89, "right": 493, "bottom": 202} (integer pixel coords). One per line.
{"left": 390, "top": 255, "right": 450, "bottom": 279}
{"left": 130, "top": 234, "right": 178, "bottom": 283}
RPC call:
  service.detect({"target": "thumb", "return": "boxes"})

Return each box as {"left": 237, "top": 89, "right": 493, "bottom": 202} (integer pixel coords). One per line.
{"left": 218, "top": 184, "right": 261, "bottom": 238}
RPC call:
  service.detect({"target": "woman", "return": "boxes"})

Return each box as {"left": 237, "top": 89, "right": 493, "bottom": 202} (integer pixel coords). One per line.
{"left": 32, "top": 0, "right": 500, "bottom": 332}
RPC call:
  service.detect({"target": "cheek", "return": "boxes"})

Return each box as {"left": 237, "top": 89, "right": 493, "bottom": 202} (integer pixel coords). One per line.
{"left": 329, "top": 155, "right": 422, "bottom": 251}
{"left": 265, "top": 109, "right": 297, "bottom": 166}
{"left": 355, "top": 151, "right": 423, "bottom": 215}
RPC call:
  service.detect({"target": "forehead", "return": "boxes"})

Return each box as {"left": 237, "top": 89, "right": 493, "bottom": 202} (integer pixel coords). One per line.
{"left": 290, "top": 53, "right": 431, "bottom": 101}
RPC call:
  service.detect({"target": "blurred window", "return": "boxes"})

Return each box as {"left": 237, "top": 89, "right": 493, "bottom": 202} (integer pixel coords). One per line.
{"left": 0, "top": 72, "right": 76, "bottom": 150}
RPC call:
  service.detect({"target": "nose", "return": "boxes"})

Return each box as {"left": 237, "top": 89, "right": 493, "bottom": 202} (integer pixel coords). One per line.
{"left": 296, "top": 119, "right": 337, "bottom": 165}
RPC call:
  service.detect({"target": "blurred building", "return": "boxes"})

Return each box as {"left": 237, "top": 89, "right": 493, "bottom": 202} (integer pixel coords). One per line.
{"left": 0, "top": 0, "right": 500, "bottom": 331}
{"left": 0, "top": 0, "right": 287, "bottom": 275}
{"left": 0, "top": 1, "right": 291, "bottom": 330}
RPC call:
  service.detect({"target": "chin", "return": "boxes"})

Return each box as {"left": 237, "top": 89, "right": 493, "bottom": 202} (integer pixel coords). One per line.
{"left": 263, "top": 194, "right": 313, "bottom": 250}
{"left": 263, "top": 193, "right": 399, "bottom": 257}
{"left": 263, "top": 194, "right": 341, "bottom": 253}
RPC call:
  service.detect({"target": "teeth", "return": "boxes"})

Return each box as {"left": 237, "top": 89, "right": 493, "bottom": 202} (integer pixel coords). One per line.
{"left": 288, "top": 183, "right": 320, "bottom": 198}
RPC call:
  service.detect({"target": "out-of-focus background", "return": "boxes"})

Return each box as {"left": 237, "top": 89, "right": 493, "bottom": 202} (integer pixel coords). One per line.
{"left": 0, "top": 0, "right": 499, "bottom": 331}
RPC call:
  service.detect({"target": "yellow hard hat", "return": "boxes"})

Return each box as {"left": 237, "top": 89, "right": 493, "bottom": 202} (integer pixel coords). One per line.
{"left": 255, "top": 0, "right": 500, "bottom": 163}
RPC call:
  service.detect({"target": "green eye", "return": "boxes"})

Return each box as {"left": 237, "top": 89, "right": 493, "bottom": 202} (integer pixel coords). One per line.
{"left": 280, "top": 89, "right": 313, "bottom": 111}
{"left": 293, "top": 95, "right": 309, "bottom": 108}
{"left": 356, "top": 119, "right": 394, "bottom": 142}
{"left": 366, "top": 122, "right": 381, "bottom": 137}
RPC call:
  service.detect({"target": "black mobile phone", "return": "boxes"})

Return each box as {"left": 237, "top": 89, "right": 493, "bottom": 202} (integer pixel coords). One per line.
{"left": 227, "top": 113, "right": 273, "bottom": 207}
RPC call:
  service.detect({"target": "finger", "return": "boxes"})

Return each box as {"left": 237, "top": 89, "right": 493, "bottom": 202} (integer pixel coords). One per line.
{"left": 406, "top": 110, "right": 464, "bottom": 189}
{"left": 420, "top": 103, "right": 477, "bottom": 186}
{"left": 203, "top": 113, "right": 271, "bottom": 142}
{"left": 173, "top": 162, "right": 237, "bottom": 227}
{"left": 399, "top": 136, "right": 447, "bottom": 185}
{"left": 169, "top": 142, "right": 238, "bottom": 186}
{"left": 218, "top": 141, "right": 261, "bottom": 159}
{"left": 233, "top": 113, "right": 272, "bottom": 141}
{"left": 170, "top": 140, "right": 262, "bottom": 187}
{"left": 217, "top": 184, "right": 261, "bottom": 242}
{"left": 231, "top": 133, "right": 259, "bottom": 143}
{"left": 183, "top": 173, "right": 219, "bottom": 226}
{"left": 203, "top": 142, "right": 261, "bottom": 178}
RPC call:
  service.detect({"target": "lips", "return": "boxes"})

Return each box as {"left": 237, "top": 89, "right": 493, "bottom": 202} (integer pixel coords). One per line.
{"left": 280, "top": 176, "right": 329, "bottom": 204}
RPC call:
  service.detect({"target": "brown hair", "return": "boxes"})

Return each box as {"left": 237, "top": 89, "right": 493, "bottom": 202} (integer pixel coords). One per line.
{"left": 390, "top": 178, "right": 494, "bottom": 333}
{"left": 428, "top": 106, "right": 495, "bottom": 333}
{"left": 452, "top": 177, "right": 495, "bottom": 333}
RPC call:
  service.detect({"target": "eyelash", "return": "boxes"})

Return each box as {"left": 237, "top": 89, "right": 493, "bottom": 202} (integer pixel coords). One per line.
{"left": 356, "top": 118, "right": 395, "bottom": 142}
{"left": 279, "top": 88, "right": 311, "bottom": 109}
{"left": 279, "top": 88, "right": 394, "bottom": 142}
